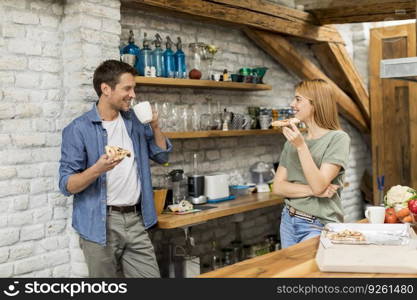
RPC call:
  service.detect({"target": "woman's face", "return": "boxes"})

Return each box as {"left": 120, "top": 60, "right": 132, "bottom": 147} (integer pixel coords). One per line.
{"left": 290, "top": 92, "right": 314, "bottom": 122}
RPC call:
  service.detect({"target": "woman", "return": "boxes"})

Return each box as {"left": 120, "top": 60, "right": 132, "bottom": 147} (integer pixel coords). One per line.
{"left": 272, "top": 79, "right": 350, "bottom": 249}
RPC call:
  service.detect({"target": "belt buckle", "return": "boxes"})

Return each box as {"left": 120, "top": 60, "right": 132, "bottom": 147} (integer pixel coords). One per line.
{"left": 288, "top": 206, "right": 296, "bottom": 217}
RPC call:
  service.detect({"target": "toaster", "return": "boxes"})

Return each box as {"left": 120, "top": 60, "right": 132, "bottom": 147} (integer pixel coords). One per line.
{"left": 204, "top": 173, "right": 229, "bottom": 200}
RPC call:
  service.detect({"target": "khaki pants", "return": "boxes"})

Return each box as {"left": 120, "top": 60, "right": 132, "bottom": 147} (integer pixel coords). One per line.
{"left": 79, "top": 210, "right": 160, "bottom": 278}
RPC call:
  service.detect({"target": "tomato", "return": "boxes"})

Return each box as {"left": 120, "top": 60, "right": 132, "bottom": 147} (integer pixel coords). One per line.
{"left": 385, "top": 208, "right": 399, "bottom": 223}
{"left": 408, "top": 199, "right": 417, "bottom": 214}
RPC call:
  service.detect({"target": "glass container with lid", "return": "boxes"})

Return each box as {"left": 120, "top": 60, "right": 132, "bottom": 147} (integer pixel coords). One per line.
{"left": 188, "top": 42, "right": 207, "bottom": 79}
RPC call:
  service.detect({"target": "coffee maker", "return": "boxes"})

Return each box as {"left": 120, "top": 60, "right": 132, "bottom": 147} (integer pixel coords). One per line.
{"left": 188, "top": 153, "right": 207, "bottom": 204}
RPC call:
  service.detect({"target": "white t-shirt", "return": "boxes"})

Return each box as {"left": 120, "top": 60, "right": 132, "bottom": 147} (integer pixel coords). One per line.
{"left": 102, "top": 113, "right": 140, "bottom": 206}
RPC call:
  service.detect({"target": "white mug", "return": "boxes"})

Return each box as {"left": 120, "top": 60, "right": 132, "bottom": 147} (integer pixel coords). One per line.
{"left": 365, "top": 206, "right": 385, "bottom": 224}
{"left": 133, "top": 101, "right": 153, "bottom": 124}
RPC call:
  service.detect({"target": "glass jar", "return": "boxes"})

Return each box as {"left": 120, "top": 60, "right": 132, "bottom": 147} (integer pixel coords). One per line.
{"left": 188, "top": 43, "right": 208, "bottom": 79}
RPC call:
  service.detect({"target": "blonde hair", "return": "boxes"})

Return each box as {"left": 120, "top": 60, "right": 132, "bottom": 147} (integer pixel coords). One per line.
{"left": 295, "top": 79, "right": 341, "bottom": 130}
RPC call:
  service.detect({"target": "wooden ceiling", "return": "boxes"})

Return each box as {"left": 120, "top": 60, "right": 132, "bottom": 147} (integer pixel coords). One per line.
{"left": 295, "top": 0, "right": 416, "bottom": 24}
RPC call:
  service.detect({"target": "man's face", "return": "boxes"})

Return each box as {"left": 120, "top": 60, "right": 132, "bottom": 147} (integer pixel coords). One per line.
{"left": 103, "top": 73, "right": 136, "bottom": 112}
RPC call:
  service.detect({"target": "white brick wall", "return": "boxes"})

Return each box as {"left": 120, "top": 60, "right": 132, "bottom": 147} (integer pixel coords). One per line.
{"left": 0, "top": 0, "right": 371, "bottom": 277}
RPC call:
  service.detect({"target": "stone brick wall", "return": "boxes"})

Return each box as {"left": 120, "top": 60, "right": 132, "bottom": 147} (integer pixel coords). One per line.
{"left": 0, "top": 0, "right": 370, "bottom": 277}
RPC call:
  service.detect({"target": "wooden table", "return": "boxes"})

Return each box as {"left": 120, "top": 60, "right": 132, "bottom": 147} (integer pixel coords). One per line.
{"left": 199, "top": 227, "right": 417, "bottom": 278}
{"left": 157, "top": 193, "right": 284, "bottom": 229}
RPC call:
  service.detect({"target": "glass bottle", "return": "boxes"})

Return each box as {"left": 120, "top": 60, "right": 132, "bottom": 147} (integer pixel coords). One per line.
{"left": 174, "top": 37, "right": 186, "bottom": 79}
{"left": 151, "top": 33, "right": 164, "bottom": 77}
{"left": 221, "top": 248, "right": 233, "bottom": 266}
{"left": 163, "top": 36, "right": 175, "bottom": 78}
{"left": 210, "top": 239, "right": 220, "bottom": 270}
{"left": 120, "top": 30, "right": 141, "bottom": 73}
{"left": 139, "top": 32, "right": 152, "bottom": 76}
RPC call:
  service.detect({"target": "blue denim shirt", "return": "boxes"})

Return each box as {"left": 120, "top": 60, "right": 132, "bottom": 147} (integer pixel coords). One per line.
{"left": 58, "top": 104, "right": 172, "bottom": 245}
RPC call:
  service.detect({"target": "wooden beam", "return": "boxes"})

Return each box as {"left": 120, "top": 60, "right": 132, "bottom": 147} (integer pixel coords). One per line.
{"left": 122, "top": 0, "right": 344, "bottom": 43}
{"left": 311, "top": 42, "right": 370, "bottom": 125}
{"left": 244, "top": 28, "right": 369, "bottom": 133}
{"left": 209, "top": 0, "right": 319, "bottom": 24}
{"left": 296, "top": 0, "right": 415, "bottom": 24}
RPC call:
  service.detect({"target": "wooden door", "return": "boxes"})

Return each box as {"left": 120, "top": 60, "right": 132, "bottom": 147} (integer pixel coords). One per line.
{"left": 370, "top": 23, "right": 417, "bottom": 205}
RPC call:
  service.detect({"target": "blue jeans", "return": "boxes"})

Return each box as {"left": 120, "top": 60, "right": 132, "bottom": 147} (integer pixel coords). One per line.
{"left": 279, "top": 206, "right": 324, "bottom": 249}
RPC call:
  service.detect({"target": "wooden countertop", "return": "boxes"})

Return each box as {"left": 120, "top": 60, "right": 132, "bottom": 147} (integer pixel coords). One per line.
{"left": 199, "top": 229, "right": 417, "bottom": 278}
{"left": 157, "top": 193, "right": 284, "bottom": 229}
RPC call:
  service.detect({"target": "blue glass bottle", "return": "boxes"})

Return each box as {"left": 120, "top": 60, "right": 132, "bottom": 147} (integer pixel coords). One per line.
{"left": 163, "top": 36, "right": 175, "bottom": 78}
{"left": 120, "top": 30, "right": 141, "bottom": 73}
{"left": 138, "top": 32, "right": 152, "bottom": 76}
{"left": 151, "top": 33, "right": 164, "bottom": 77}
{"left": 174, "top": 37, "right": 186, "bottom": 79}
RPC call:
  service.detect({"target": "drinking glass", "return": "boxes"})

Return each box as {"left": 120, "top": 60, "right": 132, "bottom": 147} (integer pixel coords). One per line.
{"left": 190, "top": 105, "right": 200, "bottom": 131}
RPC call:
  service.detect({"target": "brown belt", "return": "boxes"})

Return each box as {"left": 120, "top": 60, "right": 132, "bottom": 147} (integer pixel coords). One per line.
{"left": 286, "top": 204, "right": 316, "bottom": 221}
{"left": 107, "top": 205, "right": 137, "bottom": 214}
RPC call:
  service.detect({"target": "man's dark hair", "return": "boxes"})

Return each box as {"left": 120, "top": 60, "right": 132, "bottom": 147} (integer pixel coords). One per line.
{"left": 93, "top": 59, "right": 137, "bottom": 97}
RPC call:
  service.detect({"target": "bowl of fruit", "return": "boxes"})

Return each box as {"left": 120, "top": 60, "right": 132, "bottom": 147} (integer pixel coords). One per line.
{"left": 384, "top": 185, "right": 417, "bottom": 226}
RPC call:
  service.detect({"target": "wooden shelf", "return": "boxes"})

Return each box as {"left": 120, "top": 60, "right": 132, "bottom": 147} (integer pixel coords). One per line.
{"left": 164, "top": 129, "right": 282, "bottom": 139}
{"left": 135, "top": 76, "right": 272, "bottom": 91}
{"left": 157, "top": 193, "right": 284, "bottom": 229}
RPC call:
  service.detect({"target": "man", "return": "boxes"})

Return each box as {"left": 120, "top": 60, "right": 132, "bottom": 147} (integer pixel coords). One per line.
{"left": 59, "top": 60, "right": 172, "bottom": 277}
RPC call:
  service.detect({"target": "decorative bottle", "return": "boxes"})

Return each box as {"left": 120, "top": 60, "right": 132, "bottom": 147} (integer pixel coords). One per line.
{"left": 174, "top": 37, "right": 186, "bottom": 79}
{"left": 163, "top": 36, "right": 175, "bottom": 78}
{"left": 120, "top": 30, "right": 141, "bottom": 73}
{"left": 151, "top": 33, "right": 164, "bottom": 77}
{"left": 138, "top": 32, "right": 152, "bottom": 76}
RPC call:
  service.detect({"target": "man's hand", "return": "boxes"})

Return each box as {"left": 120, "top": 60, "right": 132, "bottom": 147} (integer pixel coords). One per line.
{"left": 314, "top": 184, "right": 340, "bottom": 198}
{"left": 150, "top": 107, "right": 160, "bottom": 130}
{"left": 94, "top": 154, "right": 123, "bottom": 174}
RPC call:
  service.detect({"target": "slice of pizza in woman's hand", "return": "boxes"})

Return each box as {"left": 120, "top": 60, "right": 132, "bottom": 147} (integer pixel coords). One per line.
{"left": 271, "top": 118, "right": 300, "bottom": 128}
{"left": 105, "top": 145, "right": 131, "bottom": 161}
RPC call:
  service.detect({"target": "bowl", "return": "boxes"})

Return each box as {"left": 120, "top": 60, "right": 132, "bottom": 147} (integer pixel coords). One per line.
{"left": 239, "top": 67, "right": 251, "bottom": 76}
{"left": 252, "top": 67, "right": 268, "bottom": 83}
{"left": 229, "top": 185, "right": 251, "bottom": 197}
{"left": 252, "top": 67, "right": 268, "bottom": 77}
{"left": 394, "top": 206, "right": 417, "bottom": 225}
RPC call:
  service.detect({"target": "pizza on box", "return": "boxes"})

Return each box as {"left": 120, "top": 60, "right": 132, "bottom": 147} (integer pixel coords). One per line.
{"left": 105, "top": 145, "right": 131, "bottom": 161}
{"left": 271, "top": 118, "right": 300, "bottom": 128}
{"left": 326, "top": 229, "right": 365, "bottom": 242}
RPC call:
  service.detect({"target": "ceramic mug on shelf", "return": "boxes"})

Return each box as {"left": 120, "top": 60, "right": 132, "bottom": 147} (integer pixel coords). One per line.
{"left": 134, "top": 101, "right": 153, "bottom": 124}
{"left": 365, "top": 206, "right": 385, "bottom": 224}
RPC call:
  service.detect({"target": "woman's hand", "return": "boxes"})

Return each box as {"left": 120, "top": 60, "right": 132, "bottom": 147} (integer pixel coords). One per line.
{"left": 282, "top": 122, "right": 306, "bottom": 149}
{"left": 314, "top": 184, "right": 340, "bottom": 198}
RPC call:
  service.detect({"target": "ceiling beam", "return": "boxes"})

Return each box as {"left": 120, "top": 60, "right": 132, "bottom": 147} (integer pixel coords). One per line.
{"left": 122, "top": 0, "right": 344, "bottom": 43}
{"left": 311, "top": 42, "right": 370, "bottom": 125}
{"left": 244, "top": 27, "right": 369, "bottom": 133}
{"left": 295, "top": 0, "right": 415, "bottom": 24}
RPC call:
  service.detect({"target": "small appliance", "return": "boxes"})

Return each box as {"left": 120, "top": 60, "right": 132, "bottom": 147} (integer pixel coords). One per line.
{"left": 188, "top": 175, "right": 206, "bottom": 204}
{"left": 187, "top": 153, "right": 207, "bottom": 204}
{"left": 204, "top": 173, "right": 229, "bottom": 200}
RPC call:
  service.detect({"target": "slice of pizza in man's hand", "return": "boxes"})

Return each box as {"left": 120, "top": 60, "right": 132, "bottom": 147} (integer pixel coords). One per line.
{"left": 105, "top": 145, "right": 131, "bottom": 161}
